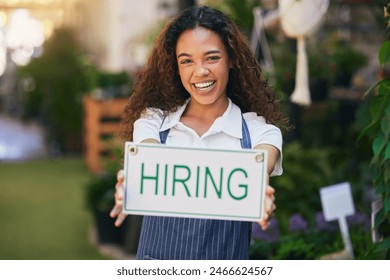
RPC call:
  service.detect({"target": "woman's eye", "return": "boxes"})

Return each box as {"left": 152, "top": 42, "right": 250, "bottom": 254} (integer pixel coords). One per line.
{"left": 180, "top": 59, "right": 192, "bottom": 64}
{"left": 207, "top": 56, "right": 221, "bottom": 61}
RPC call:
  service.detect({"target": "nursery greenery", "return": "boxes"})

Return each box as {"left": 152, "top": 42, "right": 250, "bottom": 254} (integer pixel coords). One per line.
{"left": 204, "top": 0, "right": 258, "bottom": 30}
{"left": 17, "top": 28, "right": 132, "bottom": 153}
{"left": 85, "top": 172, "right": 117, "bottom": 213}
{"left": 359, "top": 3, "right": 390, "bottom": 258}
{"left": 249, "top": 213, "right": 377, "bottom": 260}
{"left": 270, "top": 142, "right": 335, "bottom": 219}
{"left": 84, "top": 140, "right": 123, "bottom": 213}
{"left": 17, "top": 28, "right": 88, "bottom": 152}
{"left": 271, "top": 36, "right": 367, "bottom": 96}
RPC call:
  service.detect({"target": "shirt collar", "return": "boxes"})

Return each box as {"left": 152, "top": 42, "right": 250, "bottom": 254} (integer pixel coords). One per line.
{"left": 159, "top": 98, "right": 243, "bottom": 139}
{"left": 215, "top": 98, "right": 243, "bottom": 139}
{"left": 159, "top": 100, "right": 189, "bottom": 131}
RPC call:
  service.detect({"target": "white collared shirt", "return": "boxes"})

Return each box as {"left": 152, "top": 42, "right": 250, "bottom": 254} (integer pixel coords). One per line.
{"left": 133, "top": 98, "right": 283, "bottom": 176}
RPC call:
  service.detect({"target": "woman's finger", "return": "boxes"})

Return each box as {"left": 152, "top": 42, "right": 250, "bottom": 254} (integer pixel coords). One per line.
{"left": 109, "top": 204, "right": 122, "bottom": 218}
{"left": 114, "top": 213, "right": 127, "bottom": 227}
{"left": 117, "top": 169, "right": 124, "bottom": 183}
{"left": 265, "top": 185, "right": 275, "bottom": 195}
{"left": 114, "top": 185, "right": 124, "bottom": 201}
{"left": 258, "top": 217, "right": 269, "bottom": 230}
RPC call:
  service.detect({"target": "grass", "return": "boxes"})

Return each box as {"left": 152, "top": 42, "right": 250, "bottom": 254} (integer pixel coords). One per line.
{"left": 0, "top": 157, "right": 108, "bottom": 259}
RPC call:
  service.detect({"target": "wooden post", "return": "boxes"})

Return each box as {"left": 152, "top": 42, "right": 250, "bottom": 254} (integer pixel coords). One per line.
{"left": 83, "top": 96, "right": 128, "bottom": 173}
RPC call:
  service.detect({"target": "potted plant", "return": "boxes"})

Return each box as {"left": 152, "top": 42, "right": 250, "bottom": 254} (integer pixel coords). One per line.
{"left": 84, "top": 140, "right": 143, "bottom": 253}
{"left": 85, "top": 168, "right": 127, "bottom": 244}
{"left": 84, "top": 141, "right": 127, "bottom": 245}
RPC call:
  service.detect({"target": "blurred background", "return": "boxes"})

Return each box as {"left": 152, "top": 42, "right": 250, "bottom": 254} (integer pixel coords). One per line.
{"left": 0, "top": 0, "right": 389, "bottom": 260}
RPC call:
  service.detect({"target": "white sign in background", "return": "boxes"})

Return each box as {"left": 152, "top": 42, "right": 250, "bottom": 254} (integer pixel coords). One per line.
{"left": 320, "top": 182, "right": 355, "bottom": 258}
{"left": 123, "top": 142, "right": 268, "bottom": 222}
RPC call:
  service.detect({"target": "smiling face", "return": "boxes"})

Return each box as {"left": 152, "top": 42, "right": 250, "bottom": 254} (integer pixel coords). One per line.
{"left": 176, "top": 27, "right": 231, "bottom": 109}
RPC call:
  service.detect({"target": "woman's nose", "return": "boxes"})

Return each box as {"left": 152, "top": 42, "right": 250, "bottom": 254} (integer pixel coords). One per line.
{"left": 194, "top": 63, "right": 209, "bottom": 76}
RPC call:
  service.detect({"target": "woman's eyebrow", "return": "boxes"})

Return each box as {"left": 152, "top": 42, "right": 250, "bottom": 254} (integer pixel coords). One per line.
{"left": 205, "top": 50, "right": 222, "bottom": 55}
{"left": 177, "top": 52, "right": 191, "bottom": 59}
{"left": 177, "top": 49, "right": 222, "bottom": 59}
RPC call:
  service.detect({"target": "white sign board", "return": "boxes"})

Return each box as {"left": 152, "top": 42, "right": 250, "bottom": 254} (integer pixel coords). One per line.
{"left": 320, "top": 182, "right": 355, "bottom": 221}
{"left": 320, "top": 182, "right": 355, "bottom": 258}
{"left": 123, "top": 142, "right": 268, "bottom": 222}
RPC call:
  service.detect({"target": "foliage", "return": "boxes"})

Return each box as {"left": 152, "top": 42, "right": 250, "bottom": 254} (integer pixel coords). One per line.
{"left": 270, "top": 39, "right": 296, "bottom": 95}
{"left": 84, "top": 140, "right": 123, "bottom": 213}
{"left": 17, "top": 28, "right": 88, "bottom": 152}
{"left": 270, "top": 142, "right": 344, "bottom": 221}
{"left": 327, "top": 38, "right": 368, "bottom": 86}
{"left": 249, "top": 212, "right": 380, "bottom": 260}
{"left": 92, "top": 70, "right": 131, "bottom": 99}
{"left": 17, "top": 28, "right": 132, "bottom": 152}
{"left": 203, "top": 0, "right": 258, "bottom": 30}
{"left": 98, "top": 71, "right": 129, "bottom": 89}
{"left": 262, "top": 139, "right": 376, "bottom": 259}
{"left": 358, "top": 2, "right": 390, "bottom": 259}
{"left": 84, "top": 172, "right": 117, "bottom": 213}
{"left": 271, "top": 36, "right": 367, "bottom": 96}
{"left": 80, "top": 56, "right": 131, "bottom": 97}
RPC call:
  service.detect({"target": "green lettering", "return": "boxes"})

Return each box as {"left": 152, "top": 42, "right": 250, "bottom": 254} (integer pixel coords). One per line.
{"left": 195, "top": 166, "right": 200, "bottom": 197}
{"left": 163, "top": 164, "right": 168, "bottom": 196}
{"left": 140, "top": 163, "right": 159, "bottom": 195}
{"left": 172, "top": 165, "right": 191, "bottom": 197}
{"left": 204, "top": 167, "right": 223, "bottom": 199}
{"left": 227, "top": 168, "right": 248, "bottom": 200}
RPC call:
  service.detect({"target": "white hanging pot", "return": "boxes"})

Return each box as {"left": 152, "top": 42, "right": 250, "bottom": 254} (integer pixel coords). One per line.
{"left": 279, "top": 0, "right": 329, "bottom": 106}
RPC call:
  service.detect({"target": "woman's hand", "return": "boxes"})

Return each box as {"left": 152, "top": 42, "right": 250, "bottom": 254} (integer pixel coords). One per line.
{"left": 109, "top": 169, "right": 128, "bottom": 227}
{"left": 258, "top": 185, "right": 276, "bottom": 230}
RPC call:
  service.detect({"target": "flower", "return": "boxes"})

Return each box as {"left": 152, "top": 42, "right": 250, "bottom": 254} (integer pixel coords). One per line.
{"left": 288, "top": 213, "right": 309, "bottom": 233}
{"left": 347, "top": 212, "right": 370, "bottom": 231}
{"left": 251, "top": 219, "right": 280, "bottom": 243}
{"left": 315, "top": 212, "right": 339, "bottom": 232}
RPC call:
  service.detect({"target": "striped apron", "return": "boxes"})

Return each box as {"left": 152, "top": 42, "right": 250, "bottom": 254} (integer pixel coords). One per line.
{"left": 136, "top": 116, "right": 252, "bottom": 260}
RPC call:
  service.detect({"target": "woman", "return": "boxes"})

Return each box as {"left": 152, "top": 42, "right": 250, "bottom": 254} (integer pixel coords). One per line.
{"left": 110, "top": 6, "right": 287, "bottom": 260}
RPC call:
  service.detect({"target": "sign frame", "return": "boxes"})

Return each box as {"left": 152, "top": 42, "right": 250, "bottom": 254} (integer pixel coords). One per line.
{"left": 123, "top": 142, "right": 268, "bottom": 222}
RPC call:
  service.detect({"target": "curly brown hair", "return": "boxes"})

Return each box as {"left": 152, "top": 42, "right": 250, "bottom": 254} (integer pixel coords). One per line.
{"left": 119, "top": 6, "right": 287, "bottom": 141}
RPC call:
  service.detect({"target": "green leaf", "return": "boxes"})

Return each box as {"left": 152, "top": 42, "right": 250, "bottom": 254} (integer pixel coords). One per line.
{"left": 370, "top": 88, "right": 390, "bottom": 121}
{"left": 381, "top": 115, "right": 390, "bottom": 138}
{"left": 375, "top": 207, "right": 385, "bottom": 228}
{"left": 384, "top": 143, "right": 390, "bottom": 161}
{"left": 371, "top": 155, "right": 380, "bottom": 165}
{"left": 358, "top": 120, "right": 380, "bottom": 141}
{"left": 375, "top": 181, "right": 385, "bottom": 194}
{"left": 372, "top": 167, "right": 382, "bottom": 180}
{"left": 385, "top": 166, "right": 390, "bottom": 184}
{"left": 382, "top": 80, "right": 390, "bottom": 90}
{"left": 373, "top": 135, "right": 387, "bottom": 156}
{"left": 376, "top": 236, "right": 390, "bottom": 251}
{"left": 379, "top": 41, "right": 390, "bottom": 66}
{"left": 359, "top": 86, "right": 390, "bottom": 141}
{"left": 363, "top": 79, "right": 382, "bottom": 99}
{"left": 385, "top": 193, "right": 390, "bottom": 212}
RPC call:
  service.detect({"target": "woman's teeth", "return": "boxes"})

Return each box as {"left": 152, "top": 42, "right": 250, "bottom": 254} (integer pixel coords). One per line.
{"left": 194, "top": 81, "right": 215, "bottom": 89}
